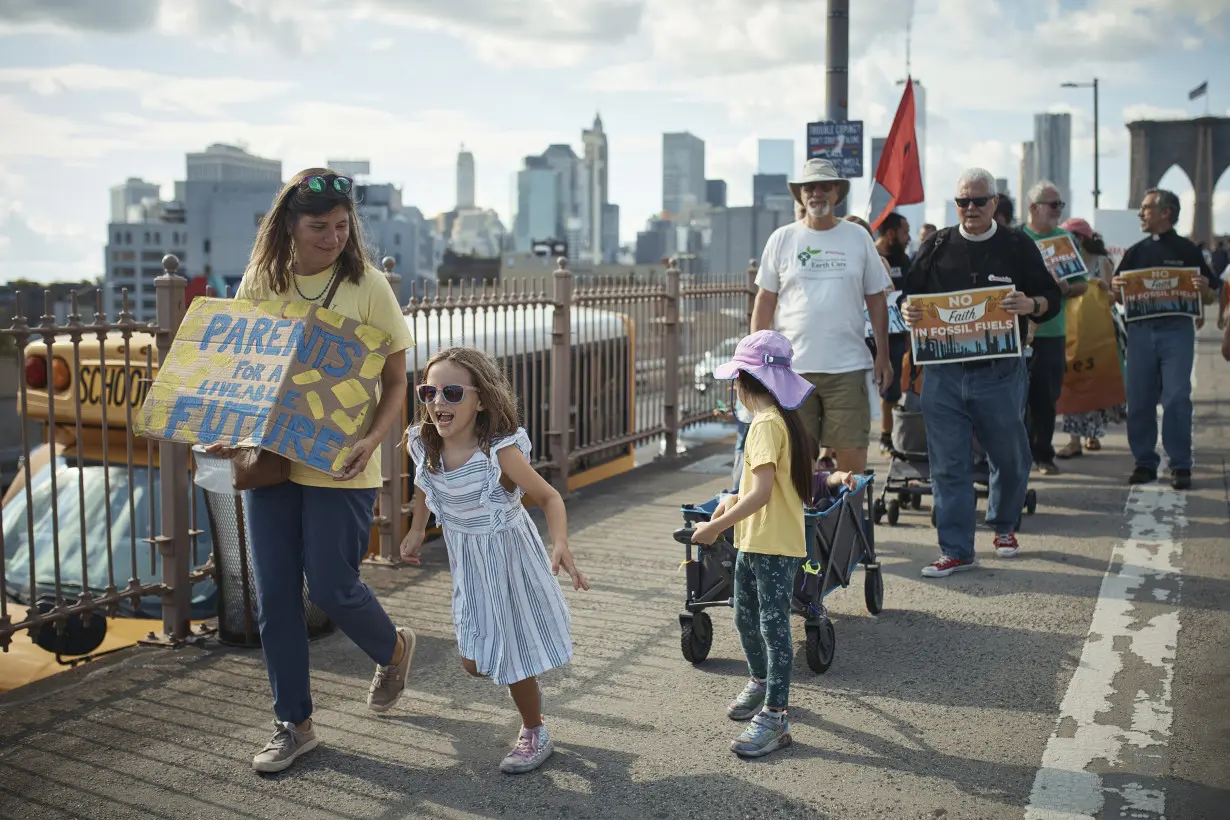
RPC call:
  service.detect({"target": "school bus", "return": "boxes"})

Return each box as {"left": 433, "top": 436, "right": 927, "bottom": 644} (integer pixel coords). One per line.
{"left": 1, "top": 304, "right": 636, "bottom": 692}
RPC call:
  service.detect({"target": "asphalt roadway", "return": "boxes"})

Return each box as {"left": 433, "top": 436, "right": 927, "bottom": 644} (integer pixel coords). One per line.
{"left": 1, "top": 324, "right": 1227, "bottom": 820}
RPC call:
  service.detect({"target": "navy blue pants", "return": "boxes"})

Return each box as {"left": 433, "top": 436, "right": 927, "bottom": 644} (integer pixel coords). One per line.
{"left": 244, "top": 482, "right": 397, "bottom": 724}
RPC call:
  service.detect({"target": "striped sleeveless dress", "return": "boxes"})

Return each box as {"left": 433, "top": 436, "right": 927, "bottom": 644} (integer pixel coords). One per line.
{"left": 407, "top": 425, "right": 574, "bottom": 685}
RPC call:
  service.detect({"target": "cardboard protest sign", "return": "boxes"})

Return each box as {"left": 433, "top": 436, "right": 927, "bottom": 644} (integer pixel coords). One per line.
{"left": 864, "top": 290, "right": 909, "bottom": 337}
{"left": 908, "top": 286, "right": 1021, "bottom": 365}
{"left": 1118, "top": 267, "right": 1203, "bottom": 322}
{"left": 1035, "top": 232, "right": 1089, "bottom": 280}
{"left": 133, "top": 297, "right": 393, "bottom": 476}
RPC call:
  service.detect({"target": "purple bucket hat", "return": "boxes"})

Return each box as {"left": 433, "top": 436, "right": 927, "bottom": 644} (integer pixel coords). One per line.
{"left": 712, "top": 330, "right": 814, "bottom": 411}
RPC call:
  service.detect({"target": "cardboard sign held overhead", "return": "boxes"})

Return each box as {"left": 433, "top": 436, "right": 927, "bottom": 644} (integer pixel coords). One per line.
{"left": 133, "top": 297, "right": 393, "bottom": 476}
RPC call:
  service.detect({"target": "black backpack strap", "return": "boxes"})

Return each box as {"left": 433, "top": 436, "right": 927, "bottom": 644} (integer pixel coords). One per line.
{"left": 320, "top": 271, "right": 344, "bottom": 309}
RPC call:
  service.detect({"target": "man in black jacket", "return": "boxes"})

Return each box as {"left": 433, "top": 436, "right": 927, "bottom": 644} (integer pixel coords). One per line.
{"left": 1110, "top": 188, "right": 1218, "bottom": 490}
{"left": 902, "top": 167, "right": 1062, "bottom": 578}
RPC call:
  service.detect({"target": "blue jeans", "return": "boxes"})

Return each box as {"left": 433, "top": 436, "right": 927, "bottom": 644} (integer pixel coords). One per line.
{"left": 1125, "top": 317, "right": 1195, "bottom": 471}
{"left": 244, "top": 482, "right": 397, "bottom": 724}
{"left": 921, "top": 357, "right": 1031, "bottom": 562}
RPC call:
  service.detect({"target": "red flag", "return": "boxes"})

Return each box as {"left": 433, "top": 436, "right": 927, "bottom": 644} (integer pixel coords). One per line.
{"left": 869, "top": 78, "right": 924, "bottom": 232}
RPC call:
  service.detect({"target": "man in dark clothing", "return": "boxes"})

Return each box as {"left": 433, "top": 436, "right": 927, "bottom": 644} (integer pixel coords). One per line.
{"left": 875, "top": 212, "right": 912, "bottom": 453}
{"left": 1111, "top": 188, "right": 1218, "bottom": 490}
{"left": 1212, "top": 239, "right": 1228, "bottom": 278}
{"left": 902, "top": 168, "right": 1062, "bottom": 578}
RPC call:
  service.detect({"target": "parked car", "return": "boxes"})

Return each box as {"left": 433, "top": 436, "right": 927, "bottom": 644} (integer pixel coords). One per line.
{"left": 692, "top": 337, "right": 741, "bottom": 394}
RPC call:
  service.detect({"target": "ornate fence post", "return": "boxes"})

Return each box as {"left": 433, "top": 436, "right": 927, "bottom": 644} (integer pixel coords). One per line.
{"left": 746, "top": 259, "right": 759, "bottom": 330}
{"left": 153, "top": 254, "right": 191, "bottom": 643}
{"left": 663, "top": 258, "right": 681, "bottom": 459}
{"left": 548, "top": 258, "right": 573, "bottom": 497}
{"left": 371, "top": 256, "right": 404, "bottom": 565}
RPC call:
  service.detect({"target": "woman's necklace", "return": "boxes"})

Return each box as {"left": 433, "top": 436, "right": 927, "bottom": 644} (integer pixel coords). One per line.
{"left": 291, "top": 261, "right": 337, "bottom": 302}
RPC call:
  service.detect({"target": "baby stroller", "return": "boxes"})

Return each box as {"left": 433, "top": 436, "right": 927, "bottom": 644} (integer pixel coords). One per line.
{"left": 874, "top": 352, "right": 1038, "bottom": 527}
{"left": 671, "top": 472, "right": 883, "bottom": 675}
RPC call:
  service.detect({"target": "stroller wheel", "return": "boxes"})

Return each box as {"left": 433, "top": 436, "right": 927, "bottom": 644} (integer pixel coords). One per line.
{"left": 887, "top": 500, "right": 901, "bottom": 526}
{"left": 805, "top": 618, "right": 836, "bottom": 674}
{"left": 1025, "top": 489, "right": 1038, "bottom": 515}
{"left": 680, "top": 612, "right": 713, "bottom": 664}
{"left": 873, "top": 498, "right": 887, "bottom": 525}
{"left": 930, "top": 507, "right": 937, "bottom": 527}
{"left": 864, "top": 567, "right": 884, "bottom": 615}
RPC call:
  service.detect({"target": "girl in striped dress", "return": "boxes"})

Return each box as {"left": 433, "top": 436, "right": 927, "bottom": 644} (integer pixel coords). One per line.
{"left": 399, "top": 347, "right": 590, "bottom": 774}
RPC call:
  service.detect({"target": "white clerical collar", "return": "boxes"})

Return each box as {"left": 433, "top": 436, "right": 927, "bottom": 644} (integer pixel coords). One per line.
{"left": 959, "top": 221, "right": 998, "bottom": 242}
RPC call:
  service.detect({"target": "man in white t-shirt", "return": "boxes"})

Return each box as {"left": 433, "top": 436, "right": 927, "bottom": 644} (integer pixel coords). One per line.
{"left": 750, "top": 158, "right": 894, "bottom": 474}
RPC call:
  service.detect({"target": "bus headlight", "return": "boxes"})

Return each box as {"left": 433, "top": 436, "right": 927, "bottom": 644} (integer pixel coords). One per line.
{"left": 24, "top": 354, "right": 47, "bottom": 388}
{"left": 51, "top": 356, "right": 72, "bottom": 393}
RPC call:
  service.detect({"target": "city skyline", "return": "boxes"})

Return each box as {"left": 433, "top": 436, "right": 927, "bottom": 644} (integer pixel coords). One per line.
{"left": 0, "top": 0, "right": 1227, "bottom": 283}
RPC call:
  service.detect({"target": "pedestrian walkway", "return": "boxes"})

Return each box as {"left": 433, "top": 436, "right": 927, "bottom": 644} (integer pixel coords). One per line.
{"left": 1, "top": 327, "right": 1227, "bottom": 820}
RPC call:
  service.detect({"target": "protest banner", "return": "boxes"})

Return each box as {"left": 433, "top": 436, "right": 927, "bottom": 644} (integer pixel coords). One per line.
{"left": 908, "top": 286, "right": 1021, "bottom": 365}
{"left": 133, "top": 297, "right": 394, "bottom": 476}
{"left": 1117, "top": 267, "right": 1203, "bottom": 323}
{"left": 1056, "top": 286, "right": 1126, "bottom": 416}
{"left": 1035, "top": 232, "right": 1089, "bottom": 280}
{"left": 864, "top": 290, "right": 909, "bottom": 337}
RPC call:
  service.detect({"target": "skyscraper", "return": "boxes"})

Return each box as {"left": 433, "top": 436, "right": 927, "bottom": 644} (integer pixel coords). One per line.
{"left": 757, "top": 139, "right": 794, "bottom": 177}
{"left": 582, "top": 114, "right": 609, "bottom": 263}
{"left": 662, "top": 132, "right": 706, "bottom": 219}
{"left": 1033, "top": 113, "right": 1072, "bottom": 207}
{"left": 456, "top": 144, "right": 475, "bottom": 209}
{"left": 706, "top": 179, "right": 728, "bottom": 209}
{"left": 1019, "top": 141, "right": 1037, "bottom": 208}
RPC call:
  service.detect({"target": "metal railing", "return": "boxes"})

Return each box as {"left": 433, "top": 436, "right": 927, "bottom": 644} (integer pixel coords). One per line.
{"left": 1, "top": 254, "right": 756, "bottom": 651}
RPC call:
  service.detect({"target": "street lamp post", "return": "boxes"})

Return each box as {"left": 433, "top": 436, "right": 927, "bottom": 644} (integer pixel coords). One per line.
{"left": 1062, "top": 78, "right": 1100, "bottom": 210}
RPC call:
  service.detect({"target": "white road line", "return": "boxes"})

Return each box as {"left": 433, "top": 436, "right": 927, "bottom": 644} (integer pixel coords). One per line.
{"left": 1024, "top": 484, "right": 1186, "bottom": 820}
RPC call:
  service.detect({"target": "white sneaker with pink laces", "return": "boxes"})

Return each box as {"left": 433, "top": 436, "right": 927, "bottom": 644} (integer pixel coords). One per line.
{"left": 500, "top": 724, "right": 553, "bottom": 774}
{"left": 921, "top": 556, "right": 977, "bottom": 578}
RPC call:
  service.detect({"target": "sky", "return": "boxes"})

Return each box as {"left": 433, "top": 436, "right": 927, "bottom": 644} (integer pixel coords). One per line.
{"left": 0, "top": 0, "right": 1228, "bottom": 284}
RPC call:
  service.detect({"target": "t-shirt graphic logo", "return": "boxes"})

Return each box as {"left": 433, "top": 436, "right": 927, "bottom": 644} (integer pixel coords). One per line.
{"left": 797, "top": 246, "right": 823, "bottom": 264}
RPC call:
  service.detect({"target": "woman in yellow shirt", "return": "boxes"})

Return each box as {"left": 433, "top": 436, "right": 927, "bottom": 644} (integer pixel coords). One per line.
{"left": 207, "top": 168, "right": 415, "bottom": 773}
{"left": 690, "top": 330, "right": 816, "bottom": 759}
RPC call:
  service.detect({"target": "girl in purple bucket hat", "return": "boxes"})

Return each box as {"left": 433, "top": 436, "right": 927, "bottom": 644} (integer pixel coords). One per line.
{"left": 690, "top": 329, "right": 841, "bottom": 758}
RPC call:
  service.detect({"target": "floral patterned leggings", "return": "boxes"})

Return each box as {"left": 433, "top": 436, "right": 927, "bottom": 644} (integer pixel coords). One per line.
{"left": 733, "top": 551, "right": 799, "bottom": 710}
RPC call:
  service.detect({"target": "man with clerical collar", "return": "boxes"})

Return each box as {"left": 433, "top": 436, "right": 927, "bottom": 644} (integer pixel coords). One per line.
{"left": 1110, "top": 188, "right": 1219, "bottom": 490}
{"left": 901, "top": 167, "right": 1062, "bottom": 578}
{"left": 1020, "top": 180, "right": 1089, "bottom": 476}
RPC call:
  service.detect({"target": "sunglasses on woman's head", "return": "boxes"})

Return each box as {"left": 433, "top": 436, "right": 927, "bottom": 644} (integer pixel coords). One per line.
{"left": 301, "top": 174, "right": 353, "bottom": 196}
{"left": 416, "top": 384, "right": 478, "bottom": 404}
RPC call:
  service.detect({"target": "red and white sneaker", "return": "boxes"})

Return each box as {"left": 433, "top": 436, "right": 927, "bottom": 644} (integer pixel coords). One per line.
{"left": 994, "top": 533, "right": 1020, "bottom": 558}
{"left": 921, "top": 556, "right": 977, "bottom": 578}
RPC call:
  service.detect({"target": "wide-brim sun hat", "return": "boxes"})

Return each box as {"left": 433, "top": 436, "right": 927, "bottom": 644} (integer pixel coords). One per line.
{"left": 788, "top": 158, "right": 851, "bottom": 207}
{"left": 712, "top": 329, "right": 814, "bottom": 411}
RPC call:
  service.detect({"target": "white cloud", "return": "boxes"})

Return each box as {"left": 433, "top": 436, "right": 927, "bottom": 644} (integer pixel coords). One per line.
{"left": 0, "top": 202, "right": 99, "bottom": 284}
{"left": 0, "top": 64, "right": 292, "bottom": 117}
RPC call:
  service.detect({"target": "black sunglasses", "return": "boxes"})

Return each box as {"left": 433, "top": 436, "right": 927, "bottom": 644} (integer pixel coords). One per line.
{"left": 416, "top": 384, "right": 478, "bottom": 404}
{"left": 1037, "top": 200, "right": 1065, "bottom": 211}
{"left": 955, "top": 196, "right": 994, "bottom": 208}
{"left": 301, "top": 174, "right": 353, "bottom": 196}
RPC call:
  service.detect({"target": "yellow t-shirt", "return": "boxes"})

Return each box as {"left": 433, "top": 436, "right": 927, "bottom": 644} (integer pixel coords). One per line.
{"left": 735, "top": 406, "right": 807, "bottom": 558}
{"left": 235, "top": 263, "right": 415, "bottom": 489}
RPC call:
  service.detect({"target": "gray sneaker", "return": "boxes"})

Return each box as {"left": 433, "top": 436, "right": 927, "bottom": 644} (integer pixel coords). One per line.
{"left": 368, "top": 626, "right": 416, "bottom": 713}
{"left": 727, "top": 678, "right": 766, "bottom": 721}
{"left": 252, "top": 720, "right": 318, "bottom": 773}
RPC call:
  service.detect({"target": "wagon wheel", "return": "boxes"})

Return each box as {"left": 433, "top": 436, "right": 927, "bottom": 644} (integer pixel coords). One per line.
{"left": 864, "top": 567, "right": 884, "bottom": 615}
{"left": 805, "top": 618, "right": 836, "bottom": 674}
{"left": 887, "top": 500, "right": 901, "bottom": 526}
{"left": 680, "top": 612, "right": 713, "bottom": 664}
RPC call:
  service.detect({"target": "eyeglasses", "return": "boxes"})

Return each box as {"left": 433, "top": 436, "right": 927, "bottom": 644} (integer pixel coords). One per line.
{"left": 802, "top": 182, "right": 839, "bottom": 193}
{"left": 1036, "top": 200, "right": 1065, "bottom": 211}
{"left": 955, "top": 196, "right": 994, "bottom": 209}
{"left": 416, "top": 384, "right": 478, "bottom": 404}
{"left": 301, "top": 175, "right": 353, "bottom": 196}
